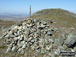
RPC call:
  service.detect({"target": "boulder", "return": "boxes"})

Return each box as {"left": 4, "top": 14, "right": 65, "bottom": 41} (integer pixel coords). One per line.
{"left": 64, "top": 33, "right": 76, "bottom": 48}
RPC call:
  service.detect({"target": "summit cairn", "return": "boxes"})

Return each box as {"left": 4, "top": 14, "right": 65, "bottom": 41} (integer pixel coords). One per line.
{"left": 2, "top": 18, "right": 76, "bottom": 57}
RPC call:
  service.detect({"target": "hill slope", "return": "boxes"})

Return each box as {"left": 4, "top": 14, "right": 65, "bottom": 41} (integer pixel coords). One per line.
{"left": 31, "top": 8, "right": 76, "bottom": 28}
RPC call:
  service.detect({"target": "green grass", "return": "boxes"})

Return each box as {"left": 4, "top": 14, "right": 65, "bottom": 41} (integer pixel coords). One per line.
{"left": 0, "top": 45, "right": 6, "bottom": 49}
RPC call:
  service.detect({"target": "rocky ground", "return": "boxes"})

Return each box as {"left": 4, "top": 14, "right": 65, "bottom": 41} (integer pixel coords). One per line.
{"left": 0, "top": 18, "right": 76, "bottom": 57}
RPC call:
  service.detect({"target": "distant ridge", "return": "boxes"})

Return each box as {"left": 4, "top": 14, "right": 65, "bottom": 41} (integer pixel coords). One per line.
{"left": 0, "top": 13, "right": 28, "bottom": 21}
{"left": 32, "top": 8, "right": 76, "bottom": 28}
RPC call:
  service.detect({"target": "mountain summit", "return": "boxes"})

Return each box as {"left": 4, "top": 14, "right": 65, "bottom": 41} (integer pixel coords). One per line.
{"left": 32, "top": 8, "right": 76, "bottom": 28}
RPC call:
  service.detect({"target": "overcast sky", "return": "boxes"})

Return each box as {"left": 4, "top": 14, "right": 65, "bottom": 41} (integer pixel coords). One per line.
{"left": 0, "top": 0, "right": 76, "bottom": 15}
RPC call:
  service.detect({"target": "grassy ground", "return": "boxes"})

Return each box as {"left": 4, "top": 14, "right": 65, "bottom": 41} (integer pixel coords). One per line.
{"left": 0, "top": 20, "right": 18, "bottom": 27}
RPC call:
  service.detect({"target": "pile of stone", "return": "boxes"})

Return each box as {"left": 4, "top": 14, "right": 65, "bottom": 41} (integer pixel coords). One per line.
{"left": 1, "top": 18, "right": 76, "bottom": 57}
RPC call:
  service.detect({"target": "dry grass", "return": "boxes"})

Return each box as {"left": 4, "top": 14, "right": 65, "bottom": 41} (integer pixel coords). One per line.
{"left": 0, "top": 20, "right": 18, "bottom": 27}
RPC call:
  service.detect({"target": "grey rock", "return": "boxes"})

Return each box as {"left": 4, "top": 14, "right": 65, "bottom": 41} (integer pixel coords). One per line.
{"left": 55, "top": 48, "right": 60, "bottom": 55}
{"left": 64, "top": 33, "right": 76, "bottom": 48}
{"left": 11, "top": 46, "right": 16, "bottom": 52}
